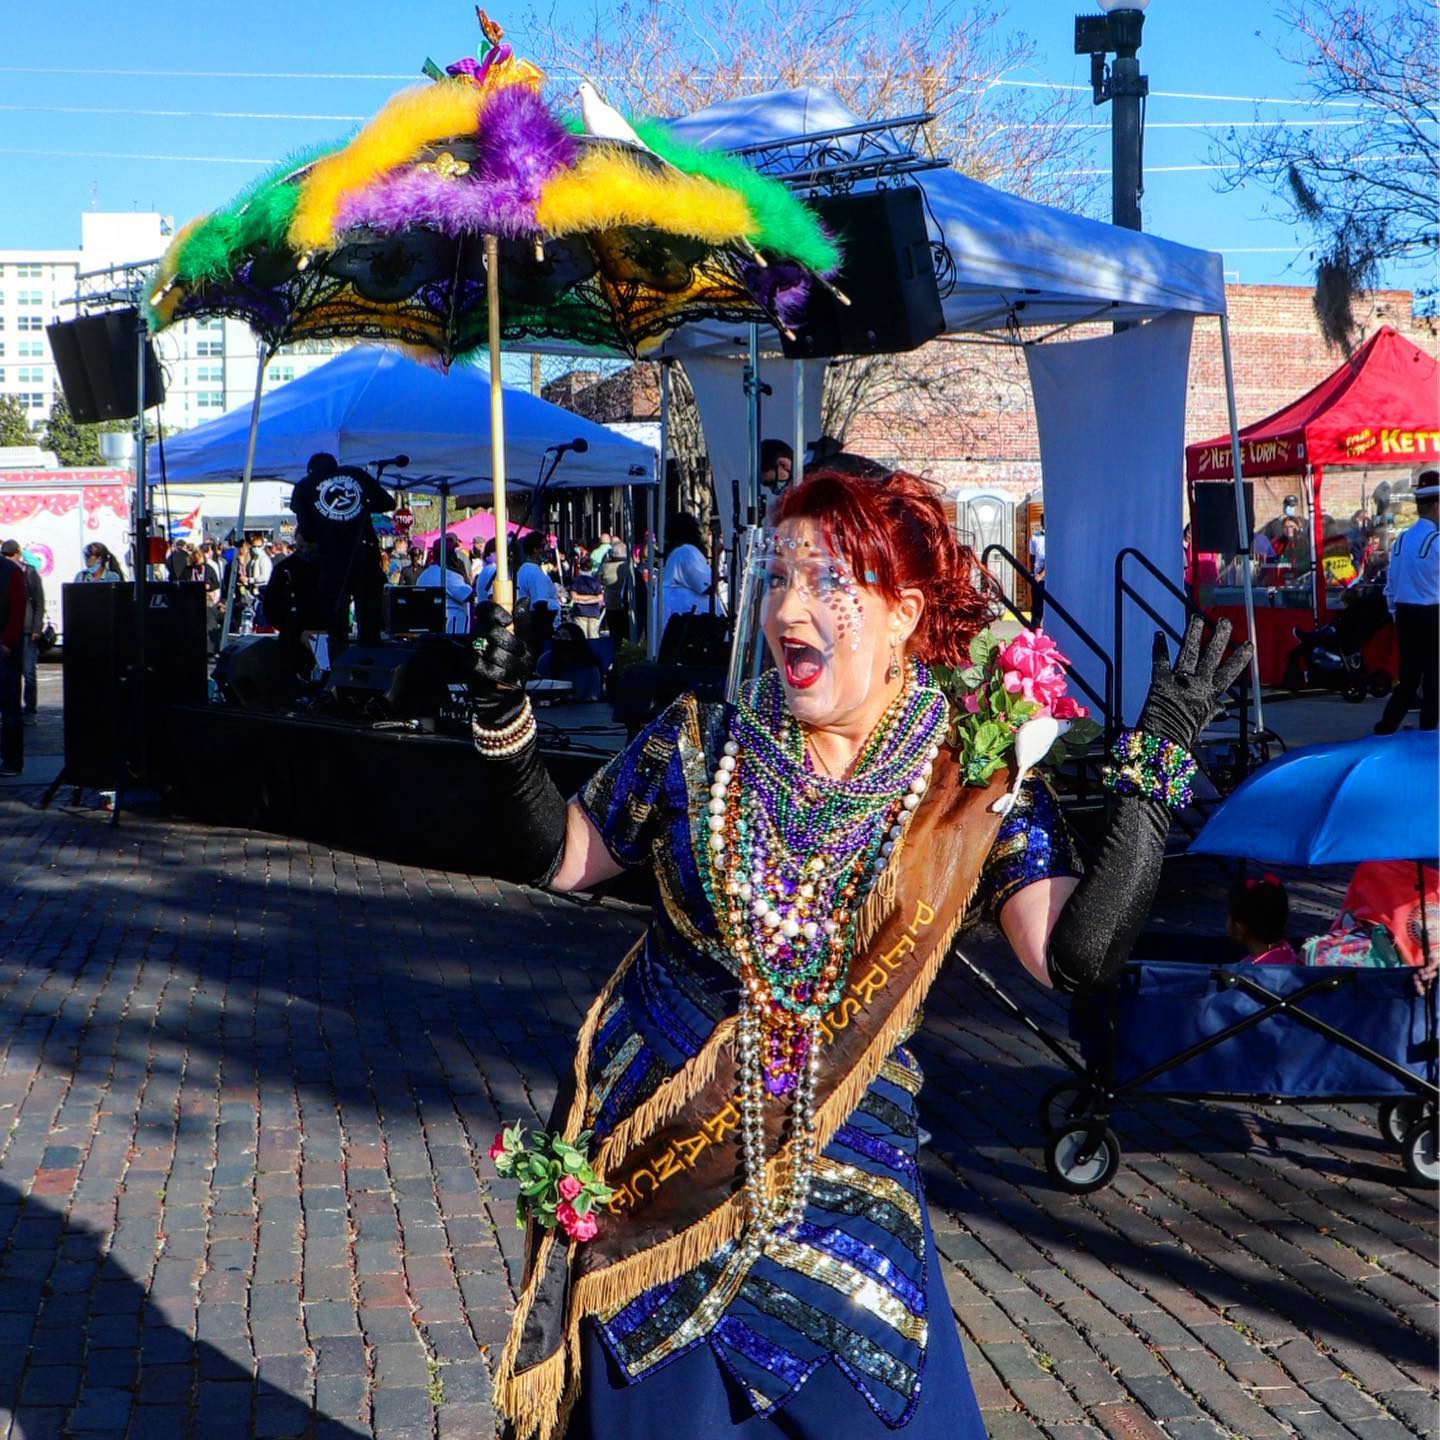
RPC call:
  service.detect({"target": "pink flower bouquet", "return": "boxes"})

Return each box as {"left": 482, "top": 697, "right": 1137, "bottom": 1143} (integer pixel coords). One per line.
{"left": 936, "top": 629, "right": 1100, "bottom": 785}
{"left": 489, "top": 1123, "right": 613, "bottom": 1242}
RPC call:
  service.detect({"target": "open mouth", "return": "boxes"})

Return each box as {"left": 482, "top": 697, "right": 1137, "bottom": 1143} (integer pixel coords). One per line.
{"left": 781, "top": 639, "right": 825, "bottom": 690}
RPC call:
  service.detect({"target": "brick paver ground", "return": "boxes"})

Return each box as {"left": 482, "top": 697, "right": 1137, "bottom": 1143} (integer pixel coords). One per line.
{"left": 0, "top": 676, "right": 1434, "bottom": 1439}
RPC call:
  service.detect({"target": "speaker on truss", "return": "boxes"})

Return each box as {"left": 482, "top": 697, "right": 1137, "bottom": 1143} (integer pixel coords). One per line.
{"left": 47, "top": 307, "right": 165, "bottom": 425}
{"left": 780, "top": 188, "right": 944, "bottom": 360}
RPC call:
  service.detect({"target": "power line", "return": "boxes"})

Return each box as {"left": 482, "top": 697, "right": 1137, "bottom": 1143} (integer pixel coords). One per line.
{"left": 0, "top": 146, "right": 275, "bottom": 165}
{"left": 1, "top": 100, "right": 1404, "bottom": 131}
{"left": 0, "top": 64, "right": 1393, "bottom": 112}
{"left": 992, "top": 78, "right": 1370, "bottom": 109}
{"left": 0, "top": 103, "right": 365, "bottom": 122}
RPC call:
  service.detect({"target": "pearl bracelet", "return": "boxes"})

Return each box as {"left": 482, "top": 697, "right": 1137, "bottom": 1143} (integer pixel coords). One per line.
{"left": 472, "top": 697, "right": 537, "bottom": 758}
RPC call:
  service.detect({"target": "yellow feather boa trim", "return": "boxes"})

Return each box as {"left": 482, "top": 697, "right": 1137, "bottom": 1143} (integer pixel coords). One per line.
{"left": 536, "top": 148, "right": 754, "bottom": 244}
{"left": 287, "top": 78, "right": 496, "bottom": 254}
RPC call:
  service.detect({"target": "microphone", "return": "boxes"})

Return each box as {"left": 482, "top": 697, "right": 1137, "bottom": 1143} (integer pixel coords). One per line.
{"left": 372, "top": 454, "right": 410, "bottom": 471}
{"left": 546, "top": 438, "right": 591, "bottom": 457}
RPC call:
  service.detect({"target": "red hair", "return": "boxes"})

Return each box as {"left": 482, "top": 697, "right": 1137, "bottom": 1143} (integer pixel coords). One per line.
{"left": 771, "top": 467, "right": 994, "bottom": 667}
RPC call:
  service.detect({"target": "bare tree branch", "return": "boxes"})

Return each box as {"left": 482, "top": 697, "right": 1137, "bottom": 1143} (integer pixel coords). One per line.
{"left": 519, "top": 0, "right": 1101, "bottom": 499}
{"left": 1212, "top": 0, "right": 1438, "bottom": 350}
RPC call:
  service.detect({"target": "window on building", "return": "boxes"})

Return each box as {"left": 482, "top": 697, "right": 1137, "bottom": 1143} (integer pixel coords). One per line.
{"left": 195, "top": 339, "right": 223, "bottom": 357}
{"left": 23, "top": 393, "right": 46, "bottom": 410}
{"left": 17, "top": 367, "right": 44, "bottom": 385}
{"left": 15, "top": 265, "right": 42, "bottom": 279}
{"left": 194, "top": 364, "right": 224, "bottom": 384}
{"left": 17, "top": 316, "right": 43, "bottom": 331}
{"left": 17, "top": 340, "right": 43, "bottom": 359}
{"left": 196, "top": 317, "right": 224, "bottom": 332}
{"left": 17, "top": 291, "right": 43, "bottom": 306}
{"left": 196, "top": 391, "right": 225, "bottom": 409}
{"left": 266, "top": 366, "right": 296, "bottom": 385}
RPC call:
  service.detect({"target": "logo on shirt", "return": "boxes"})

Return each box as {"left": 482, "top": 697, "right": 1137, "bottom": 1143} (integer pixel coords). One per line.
{"left": 316, "top": 475, "right": 364, "bottom": 522}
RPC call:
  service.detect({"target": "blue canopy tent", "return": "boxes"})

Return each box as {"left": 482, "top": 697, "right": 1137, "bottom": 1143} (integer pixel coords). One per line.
{"left": 149, "top": 345, "right": 654, "bottom": 496}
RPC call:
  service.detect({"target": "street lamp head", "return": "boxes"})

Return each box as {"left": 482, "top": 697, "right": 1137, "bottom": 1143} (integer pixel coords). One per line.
{"left": 1096, "top": 0, "right": 1149, "bottom": 10}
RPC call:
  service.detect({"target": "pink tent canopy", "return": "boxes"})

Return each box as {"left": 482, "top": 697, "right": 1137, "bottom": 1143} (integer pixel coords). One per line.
{"left": 408, "top": 509, "right": 533, "bottom": 554}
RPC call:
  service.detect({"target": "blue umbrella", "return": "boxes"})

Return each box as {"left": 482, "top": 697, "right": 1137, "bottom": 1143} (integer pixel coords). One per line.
{"left": 1192, "top": 731, "right": 1439, "bottom": 866}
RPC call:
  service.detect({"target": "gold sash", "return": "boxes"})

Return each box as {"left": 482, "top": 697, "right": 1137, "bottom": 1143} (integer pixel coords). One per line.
{"left": 494, "top": 748, "right": 1010, "bottom": 1440}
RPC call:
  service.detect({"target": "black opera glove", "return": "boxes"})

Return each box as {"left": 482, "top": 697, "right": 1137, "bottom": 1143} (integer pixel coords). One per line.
{"left": 468, "top": 601, "right": 567, "bottom": 888}
{"left": 1045, "top": 616, "right": 1253, "bottom": 994}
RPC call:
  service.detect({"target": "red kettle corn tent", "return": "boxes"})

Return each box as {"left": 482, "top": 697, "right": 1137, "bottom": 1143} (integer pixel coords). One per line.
{"left": 1187, "top": 325, "right": 1439, "bottom": 622}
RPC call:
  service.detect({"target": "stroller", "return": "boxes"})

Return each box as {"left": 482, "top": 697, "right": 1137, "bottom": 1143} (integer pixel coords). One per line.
{"left": 963, "top": 732, "right": 1439, "bottom": 1194}
{"left": 1283, "top": 588, "right": 1393, "bottom": 702}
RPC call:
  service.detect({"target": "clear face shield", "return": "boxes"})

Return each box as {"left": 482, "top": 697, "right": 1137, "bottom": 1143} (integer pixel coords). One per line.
{"left": 726, "top": 523, "right": 886, "bottom": 725}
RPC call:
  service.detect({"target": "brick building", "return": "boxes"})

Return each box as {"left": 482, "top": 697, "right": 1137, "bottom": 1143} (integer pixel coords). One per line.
{"left": 546, "top": 284, "right": 1437, "bottom": 528}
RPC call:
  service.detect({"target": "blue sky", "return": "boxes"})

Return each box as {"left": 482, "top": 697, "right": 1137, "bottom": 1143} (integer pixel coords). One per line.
{"left": 0, "top": 0, "right": 1417, "bottom": 295}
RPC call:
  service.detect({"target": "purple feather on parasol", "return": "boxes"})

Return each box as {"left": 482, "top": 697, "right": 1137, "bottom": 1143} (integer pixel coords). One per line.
{"left": 334, "top": 85, "right": 575, "bottom": 239}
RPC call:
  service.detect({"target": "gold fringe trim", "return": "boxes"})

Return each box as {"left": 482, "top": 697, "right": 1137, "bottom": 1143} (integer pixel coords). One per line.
{"left": 571, "top": 1188, "right": 749, "bottom": 1317}
{"left": 594, "top": 1016, "right": 735, "bottom": 1178}
{"left": 491, "top": 936, "right": 643, "bottom": 1440}
{"left": 490, "top": 1227, "right": 563, "bottom": 1440}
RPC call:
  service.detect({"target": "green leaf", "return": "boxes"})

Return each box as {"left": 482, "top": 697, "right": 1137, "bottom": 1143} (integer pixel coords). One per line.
{"left": 520, "top": 1178, "right": 551, "bottom": 1197}
{"left": 572, "top": 1193, "right": 592, "bottom": 1216}
{"left": 588, "top": 1184, "right": 615, "bottom": 1203}
{"left": 969, "top": 631, "right": 998, "bottom": 668}
{"left": 563, "top": 1151, "right": 584, "bottom": 1172}
{"left": 958, "top": 665, "right": 985, "bottom": 689}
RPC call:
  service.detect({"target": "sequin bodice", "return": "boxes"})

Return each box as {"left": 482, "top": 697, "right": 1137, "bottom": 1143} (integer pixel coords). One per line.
{"left": 578, "top": 694, "right": 1080, "bottom": 1421}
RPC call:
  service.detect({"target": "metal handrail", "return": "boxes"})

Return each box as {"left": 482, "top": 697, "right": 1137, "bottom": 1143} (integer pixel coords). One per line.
{"left": 1114, "top": 547, "right": 1256, "bottom": 785}
{"left": 981, "top": 544, "right": 1115, "bottom": 736}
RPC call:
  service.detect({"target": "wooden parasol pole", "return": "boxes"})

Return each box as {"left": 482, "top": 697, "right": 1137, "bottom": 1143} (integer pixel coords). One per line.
{"left": 485, "top": 233, "right": 513, "bottom": 612}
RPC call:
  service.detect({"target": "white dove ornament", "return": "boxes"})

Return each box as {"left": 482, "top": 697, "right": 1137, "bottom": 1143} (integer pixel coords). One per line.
{"left": 990, "top": 715, "right": 1062, "bottom": 816}
{"left": 577, "top": 79, "right": 650, "bottom": 151}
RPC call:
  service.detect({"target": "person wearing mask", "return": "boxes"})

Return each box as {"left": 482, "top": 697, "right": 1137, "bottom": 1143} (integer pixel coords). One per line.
{"left": 758, "top": 438, "right": 794, "bottom": 519}
{"left": 514, "top": 531, "right": 558, "bottom": 656}
{"left": 1376, "top": 469, "right": 1439, "bottom": 733}
{"left": 660, "top": 513, "right": 717, "bottom": 633}
{"left": 74, "top": 543, "right": 122, "bottom": 584}
{"left": 287, "top": 452, "right": 396, "bottom": 656}
{"left": 0, "top": 541, "right": 44, "bottom": 723}
{"left": 588, "top": 531, "right": 613, "bottom": 575}
{"left": 0, "top": 545, "right": 25, "bottom": 775}
{"left": 416, "top": 540, "right": 474, "bottom": 634}
{"left": 473, "top": 538, "right": 498, "bottom": 604}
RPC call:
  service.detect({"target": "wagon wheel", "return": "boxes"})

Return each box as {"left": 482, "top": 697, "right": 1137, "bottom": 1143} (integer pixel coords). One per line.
{"left": 1044, "top": 1122, "right": 1121, "bottom": 1194}
{"left": 1401, "top": 1116, "right": 1440, "bottom": 1187}
{"left": 1378, "top": 1098, "right": 1418, "bottom": 1147}
{"left": 1038, "top": 1080, "right": 1092, "bottom": 1133}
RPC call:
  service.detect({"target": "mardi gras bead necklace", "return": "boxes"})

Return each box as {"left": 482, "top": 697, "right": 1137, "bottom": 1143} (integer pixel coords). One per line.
{"left": 706, "top": 662, "right": 946, "bottom": 1245}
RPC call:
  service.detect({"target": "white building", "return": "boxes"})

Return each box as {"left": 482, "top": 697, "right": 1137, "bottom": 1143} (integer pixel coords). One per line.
{"left": 0, "top": 212, "right": 341, "bottom": 439}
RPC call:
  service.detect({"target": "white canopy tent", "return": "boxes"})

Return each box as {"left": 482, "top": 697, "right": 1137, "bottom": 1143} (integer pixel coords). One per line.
{"left": 649, "top": 87, "right": 1257, "bottom": 723}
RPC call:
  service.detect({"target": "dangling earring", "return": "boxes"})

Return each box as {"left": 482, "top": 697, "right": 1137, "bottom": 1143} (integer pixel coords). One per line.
{"left": 886, "top": 634, "right": 901, "bottom": 683}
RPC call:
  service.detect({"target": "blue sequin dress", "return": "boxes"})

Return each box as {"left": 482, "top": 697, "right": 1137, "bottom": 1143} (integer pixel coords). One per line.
{"left": 567, "top": 695, "right": 1079, "bottom": 1436}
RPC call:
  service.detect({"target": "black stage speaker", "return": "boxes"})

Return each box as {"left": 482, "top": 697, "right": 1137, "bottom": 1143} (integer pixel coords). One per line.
{"left": 1192, "top": 481, "right": 1256, "bottom": 554}
{"left": 62, "top": 582, "right": 207, "bottom": 787}
{"left": 780, "top": 188, "right": 944, "bottom": 360}
{"left": 657, "top": 612, "right": 730, "bottom": 667}
{"left": 214, "top": 635, "right": 300, "bottom": 710}
{"left": 384, "top": 586, "right": 446, "bottom": 635}
{"left": 324, "top": 637, "right": 464, "bottom": 718}
{"left": 610, "top": 662, "right": 726, "bottom": 738}
{"left": 47, "top": 308, "right": 165, "bottom": 424}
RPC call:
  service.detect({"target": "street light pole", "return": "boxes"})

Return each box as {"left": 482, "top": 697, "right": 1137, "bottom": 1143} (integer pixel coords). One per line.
{"left": 1075, "top": 0, "right": 1150, "bottom": 233}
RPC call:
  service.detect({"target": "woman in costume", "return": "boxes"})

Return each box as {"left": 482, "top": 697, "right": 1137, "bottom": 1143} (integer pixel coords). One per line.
{"left": 467, "top": 465, "right": 1248, "bottom": 1440}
